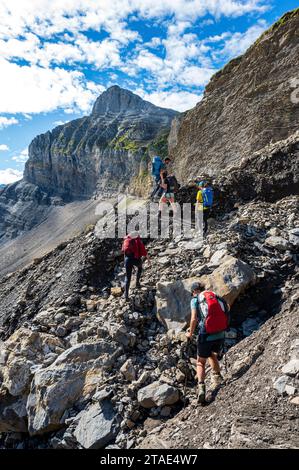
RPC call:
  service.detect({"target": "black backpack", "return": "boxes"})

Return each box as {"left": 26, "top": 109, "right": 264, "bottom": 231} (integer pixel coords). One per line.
{"left": 167, "top": 175, "right": 180, "bottom": 193}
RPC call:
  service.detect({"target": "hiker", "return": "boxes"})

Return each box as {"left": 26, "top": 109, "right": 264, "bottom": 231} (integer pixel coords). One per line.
{"left": 151, "top": 155, "right": 164, "bottom": 184}
{"left": 186, "top": 282, "right": 230, "bottom": 403}
{"left": 122, "top": 231, "right": 151, "bottom": 301}
{"left": 158, "top": 170, "right": 179, "bottom": 214}
{"left": 195, "top": 180, "right": 214, "bottom": 235}
{"left": 150, "top": 155, "right": 165, "bottom": 201}
{"left": 162, "top": 157, "right": 174, "bottom": 176}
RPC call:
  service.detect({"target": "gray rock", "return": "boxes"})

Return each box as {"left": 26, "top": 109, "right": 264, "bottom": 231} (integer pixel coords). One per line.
{"left": 0, "top": 396, "right": 28, "bottom": 433}
{"left": 156, "top": 277, "right": 198, "bottom": 331}
{"left": 112, "top": 325, "right": 136, "bottom": 347}
{"left": 74, "top": 400, "right": 119, "bottom": 449}
{"left": 208, "top": 249, "right": 231, "bottom": 267}
{"left": 265, "top": 236, "right": 290, "bottom": 251}
{"left": 242, "top": 318, "right": 262, "bottom": 337}
{"left": 273, "top": 375, "right": 289, "bottom": 394}
{"left": 156, "top": 257, "right": 255, "bottom": 331}
{"left": 285, "top": 384, "right": 296, "bottom": 396}
{"left": 290, "top": 339, "right": 299, "bottom": 360}
{"left": 137, "top": 381, "right": 180, "bottom": 408}
{"left": 120, "top": 359, "right": 136, "bottom": 381}
{"left": 282, "top": 359, "right": 299, "bottom": 376}
{"left": 27, "top": 341, "right": 119, "bottom": 435}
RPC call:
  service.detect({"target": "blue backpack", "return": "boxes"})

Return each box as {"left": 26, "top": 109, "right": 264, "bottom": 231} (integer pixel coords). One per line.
{"left": 152, "top": 156, "right": 163, "bottom": 177}
{"left": 202, "top": 187, "right": 214, "bottom": 208}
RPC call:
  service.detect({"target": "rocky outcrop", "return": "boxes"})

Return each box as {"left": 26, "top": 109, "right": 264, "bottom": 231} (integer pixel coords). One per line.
{"left": 169, "top": 9, "right": 299, "bottom": 181}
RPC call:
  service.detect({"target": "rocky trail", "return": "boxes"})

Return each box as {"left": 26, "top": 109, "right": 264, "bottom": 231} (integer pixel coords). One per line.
{"left": 0, "top": 132, "right": 298, "bottom": 449}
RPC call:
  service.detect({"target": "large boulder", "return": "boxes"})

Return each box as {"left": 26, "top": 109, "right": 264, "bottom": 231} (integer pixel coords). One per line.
{"left": 156, "top": 277, "right": 198, "bottom": 331}
{"left": 73, "top": 400, "right": 119, "bottom": 449}
{"left": 156, "top": 257, "right": 255, "bottom": 330}
{"left": 0, "top": 328, "right": 65, "bottom": 396}
{"left": 137, "top": 381, "right": 180, "bottom": 408}
{"left": 199, "top": 257, "right": 256, "bottom": 306}
{"left": 26, "top": 341, "right": 120, "bottom": 435}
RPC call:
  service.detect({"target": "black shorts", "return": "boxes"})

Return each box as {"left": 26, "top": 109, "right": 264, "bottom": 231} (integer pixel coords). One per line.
{"left": 197, "top": 338, "right": 224, "bottom": 359}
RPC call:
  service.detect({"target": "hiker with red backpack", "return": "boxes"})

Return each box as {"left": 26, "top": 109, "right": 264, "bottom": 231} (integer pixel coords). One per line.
{"left": 122, "top": 231, "right": 151, "bottom": 302}
{"left": 186, "top": 282, "right": 230, "bottom": 404}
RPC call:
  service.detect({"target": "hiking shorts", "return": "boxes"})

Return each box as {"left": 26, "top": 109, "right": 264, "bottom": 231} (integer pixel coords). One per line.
{"left": 160, "top": 192, "right": 175, "bottom": 203}
{"left": 197, "top": 338, "right": 224, "bottom": 359}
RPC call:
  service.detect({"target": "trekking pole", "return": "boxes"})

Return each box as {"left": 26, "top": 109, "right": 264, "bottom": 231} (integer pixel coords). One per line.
{"left": 183, "top": 339, "right": 190, "bottom": 409}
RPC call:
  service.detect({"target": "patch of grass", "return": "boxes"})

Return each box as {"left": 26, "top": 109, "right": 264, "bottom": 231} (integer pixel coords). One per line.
{"left": 148, "top": 130, "right": 169, "bottom": 158}
{"left": 254, "top": 7, "right": 299, "bottom": 46}
{"left": 109, "top": 131, "right": 140, "bottom": 152}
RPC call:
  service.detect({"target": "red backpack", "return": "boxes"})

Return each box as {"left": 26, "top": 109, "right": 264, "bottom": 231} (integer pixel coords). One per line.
{"left": 122, "top": 236, "right": 135, "bottom": 256}
{"left": 198, "top": 291, "right": 229, "bottom": 334}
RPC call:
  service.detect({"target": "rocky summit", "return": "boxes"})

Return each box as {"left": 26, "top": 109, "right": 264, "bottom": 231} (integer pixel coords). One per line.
{"left": 0, "top": 8, "right": 299, "bottom": 451}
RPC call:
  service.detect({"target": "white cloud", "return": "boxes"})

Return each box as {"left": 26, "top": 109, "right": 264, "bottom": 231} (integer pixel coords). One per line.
{"left": 136, "top": 88, "right": 202, "bottom": 112}
{"left": 0, "top": 116, "right": 19, "bottom": 129}
{"left": 53, "top": 120, "right": 69, "bottom": 127}
{"left": 0, "top": 168, "right": 23, "bottom": 184}
{"left": 0, "top": 144, "right": 9, "bottom": 151}
{"left": 0, "top": 58, "right": 105, "bottom": 114}
{"left": 11, "top": 148, "right": 29, "bottom": 163}
{"left": 0, "top": 1, "right": 268, "bottom": 43}
{"left": 217, "top": 21, "right": 268, "bottom": 58}
{"left": 0, "top": 1, "right": 270, "bottom": 115}
{"left": 179, "top": 65, "right": 215, "bottom": 86}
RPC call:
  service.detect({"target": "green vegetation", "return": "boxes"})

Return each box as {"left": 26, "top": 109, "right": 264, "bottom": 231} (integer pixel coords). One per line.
{"left": 254, "top": 8, "right": 299, "bottom": 46}
{"left": 109, "top": 131, "right": 139, "bottom": 152}
{"left": 148, "top": 130, "right": 169, "bottom": 158}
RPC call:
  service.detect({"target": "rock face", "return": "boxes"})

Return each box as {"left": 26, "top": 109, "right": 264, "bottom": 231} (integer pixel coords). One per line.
{"left": 0, "top": 86, "right": 177, "bottom": 241}
{"left": 169, "top": 9, "right": 299, "bottom": 181}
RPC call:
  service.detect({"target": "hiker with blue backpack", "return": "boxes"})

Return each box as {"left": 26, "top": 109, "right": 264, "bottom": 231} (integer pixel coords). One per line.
{"left": 186, "top": 282, "right": 230, "bottom": 404}
{"left": 195, "top": 180, "right": 214, "bottom": 235}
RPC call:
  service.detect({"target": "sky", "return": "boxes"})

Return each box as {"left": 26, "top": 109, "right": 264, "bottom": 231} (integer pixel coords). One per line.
{"left": 0, "top": 0, "right": 298, "bottom": 184}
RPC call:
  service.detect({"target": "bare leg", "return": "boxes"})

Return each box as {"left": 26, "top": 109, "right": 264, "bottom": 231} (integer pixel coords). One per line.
{"left": 197, "top": 356, "right": 207, "bottom": 382}
{"left": 208, "top": 352, "right": 221, "bottom": 374}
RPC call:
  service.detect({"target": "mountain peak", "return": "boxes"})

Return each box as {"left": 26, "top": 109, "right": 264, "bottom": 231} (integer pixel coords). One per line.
{"left": 91, "top": 86, "right": 147, "bottom": 116}
{"left": 91, "top": 86, "right": 176, "bottom": 116}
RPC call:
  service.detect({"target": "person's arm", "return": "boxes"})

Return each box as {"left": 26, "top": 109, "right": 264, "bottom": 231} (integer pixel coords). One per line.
{"left": 186, "top": 307, "right": 197, "bottom": 339}
{"left": 140, "top": 241, "right": 151, "bottom": 266}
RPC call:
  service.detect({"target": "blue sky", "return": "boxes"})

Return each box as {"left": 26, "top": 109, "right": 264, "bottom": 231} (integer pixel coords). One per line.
{"left": 0, "top": 0, "right": 298, "bottom": 184}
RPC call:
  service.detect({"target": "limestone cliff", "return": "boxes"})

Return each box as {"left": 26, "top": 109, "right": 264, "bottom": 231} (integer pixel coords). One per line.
{"left": 169, "top": 8, "right": 299, "bottom": 181}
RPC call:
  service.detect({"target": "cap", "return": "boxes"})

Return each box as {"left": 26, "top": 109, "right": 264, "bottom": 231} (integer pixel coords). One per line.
{"left": 191, "top": 282, "right": 201, "bottom": 293}
{"left": 128, "top": 231, "right": 139, "bottom": 239}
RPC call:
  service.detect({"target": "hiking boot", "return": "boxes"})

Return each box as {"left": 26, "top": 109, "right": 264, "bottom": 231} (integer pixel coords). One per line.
{"left": 197, "top": 382, "right": 206, "bottom": 404}
{"left": 211, "top": 372, "right": 223, "bottom": 388}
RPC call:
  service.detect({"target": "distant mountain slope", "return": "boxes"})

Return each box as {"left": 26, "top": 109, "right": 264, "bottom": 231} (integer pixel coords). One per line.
{"left": 169, "top": 8, "right": 299, "bottom": 181}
